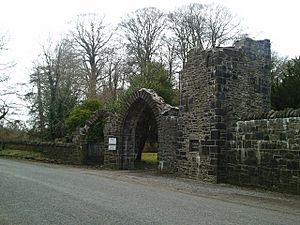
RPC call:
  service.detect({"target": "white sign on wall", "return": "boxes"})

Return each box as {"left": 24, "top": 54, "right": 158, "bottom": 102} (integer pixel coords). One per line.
{"left": 108, "top": 137, "right": 117, "bottom": 145}
{"left": 108, "top": 145, "right": 116, "bottom": 151}
{"left": 108, "top": 137, "right": 117, "bottom": 151}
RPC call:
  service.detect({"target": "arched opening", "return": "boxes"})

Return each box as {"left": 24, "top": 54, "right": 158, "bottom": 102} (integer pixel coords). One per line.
{"left": 79, "top": 110, "right": 109, "bottom": 165}
{"left": 121, "top": 98, "right": 158, "bottom": 169}
{"left": 85, "top": 117, "right": 105, "bottom": 165}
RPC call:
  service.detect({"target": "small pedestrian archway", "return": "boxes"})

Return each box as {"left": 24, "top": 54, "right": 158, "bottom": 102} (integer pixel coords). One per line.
{"left": 118, "top": 89, "right": 169, "bottom": 169}
{"left": 78, "top": 109, "right": 110, "bottom": 164}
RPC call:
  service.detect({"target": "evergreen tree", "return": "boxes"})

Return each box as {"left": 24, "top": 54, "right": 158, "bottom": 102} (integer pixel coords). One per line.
{"left": 272, "top": 57, "right": 300, "bottom": 110}
{"left": 126, "top": 62, "right": 175, "bottom": 105}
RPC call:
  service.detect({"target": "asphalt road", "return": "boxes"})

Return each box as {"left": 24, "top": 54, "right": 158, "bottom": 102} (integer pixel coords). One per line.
{"left": 0, "top": 158, "right": 299, "bottom": 225}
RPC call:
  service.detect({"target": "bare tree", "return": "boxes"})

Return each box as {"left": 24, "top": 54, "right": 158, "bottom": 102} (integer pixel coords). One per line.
{"left": 167, "top": 3, "right": 207, "bottom": 66}
{"left": 28, "top": 66, "right": 45, "bottom": 134}
{"left": 271, "top": 51, "right": 289, "bottom": 85}
{"left": 160, "top": 36, "right": 181, "bottom": 84}
{"left": 0, "top": 34, "right": 15, "bottom": 121}
{"left": 0, "top": 100, "right": 9, "bottom": 121}
{"left": 27, "top": 39, "right": 82, "bottom": 140}
{"left": 119, "top": 7, "right": 166, "bottom": 69}
{"left": 101, "top": 46, "right": 128, "bottom": 101}
{"left": 0, "top": 35, "right": 5, "bottom": 51}
{"left": 70, "top": 14, "right": 112, "bottom": 98}
{"left": 205, "top": 4, "right": 241, "bottom": 48}
{"left": 167, "top": 3, "right": 242, "bottom": 66}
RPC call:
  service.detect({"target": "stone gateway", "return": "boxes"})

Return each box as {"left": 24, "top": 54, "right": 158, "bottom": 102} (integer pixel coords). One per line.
{"left": 80, "top": 38, "right": 299, "bottom": 194}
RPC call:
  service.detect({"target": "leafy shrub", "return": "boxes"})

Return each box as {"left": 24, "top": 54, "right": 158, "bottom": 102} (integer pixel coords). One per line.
{"left": 65, "top": 99, "right": 104, "bottom": 141}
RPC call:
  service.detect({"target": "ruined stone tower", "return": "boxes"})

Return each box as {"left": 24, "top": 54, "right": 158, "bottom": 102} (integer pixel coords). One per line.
{"left": 177, "top": 38, "right": 271, "bottom": 182}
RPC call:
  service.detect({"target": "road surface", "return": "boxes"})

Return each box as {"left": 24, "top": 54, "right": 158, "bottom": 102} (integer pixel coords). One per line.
{"left": 0, "top": 158, "right": 299, "bottom": 225}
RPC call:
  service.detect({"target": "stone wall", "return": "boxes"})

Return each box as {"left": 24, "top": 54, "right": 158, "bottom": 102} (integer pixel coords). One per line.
{"left": 177, "top": 38, "right": 271, "bottom": 182}
{"left": 101, "top": 89, "right": 177, "bottom": 171}
{"left": 228, "top": 116, "right": 300, "bottom": 194}
{"left": 158, "top": 108, "right": 178, "bottom": 173}
{"left": 1, "top": 140, "right": 82, "bottom": 164}
{"left": 103, "top": 112, "right": 122, "bottom": 168}
{"left": 177, "top": 47, "right": 217, "bottom": 181}
{"left": 215, "top": 38, "right": 271, "bottom": 181}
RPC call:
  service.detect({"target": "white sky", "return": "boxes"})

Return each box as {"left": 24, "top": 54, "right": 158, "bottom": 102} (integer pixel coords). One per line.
{"left": 0, "top": 0, "right": 300, "bottom": 121}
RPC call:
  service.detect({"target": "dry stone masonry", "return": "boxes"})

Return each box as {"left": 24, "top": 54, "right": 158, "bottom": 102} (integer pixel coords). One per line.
{"left": 177, "top": 38, "right": 271, "bottom": 182}
{"left": 79, "top": 38, "right": 299, "bottom": 194}
{"left": 228, "top": 116, "right": 300, "bottom": 194}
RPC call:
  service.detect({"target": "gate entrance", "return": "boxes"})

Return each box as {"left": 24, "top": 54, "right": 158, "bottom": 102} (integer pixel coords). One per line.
{"left": 118, "top": 89, "right": 169, "bottom": 170}
{"left": 80, "top": 89, "right": 177, "bottom": 172}
{"left": 121, "top": 98, "right": 158, "bottom": 169}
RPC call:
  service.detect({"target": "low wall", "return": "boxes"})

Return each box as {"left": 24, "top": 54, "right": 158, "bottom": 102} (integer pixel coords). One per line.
{"left": 0, "top": 140, "right": 83, "bottom": 164}
{"left": 228, "top": 117, "right": 300, "bottom": 194}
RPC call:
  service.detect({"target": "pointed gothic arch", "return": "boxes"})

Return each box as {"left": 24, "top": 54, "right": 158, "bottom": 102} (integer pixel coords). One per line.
{"left": 118, "top": 89, "right": 171, "bottom": 169}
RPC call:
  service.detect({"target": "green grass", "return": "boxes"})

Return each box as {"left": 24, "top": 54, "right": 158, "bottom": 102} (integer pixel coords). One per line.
{"left": 0, "top": 149, "right": 158, "bottom": 166}
{"left": 141, "top": 152, "right": 157, "bottom": 164}
{"left": 0, "top": 149, "right": 46, "bottom": 161}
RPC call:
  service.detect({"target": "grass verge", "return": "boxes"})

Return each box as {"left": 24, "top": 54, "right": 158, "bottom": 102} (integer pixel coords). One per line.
{"left": 141, "top": 152, "right": 157, "bottom": 164}
{"left": 0, "top": 149, "right": 46, "bottom": 161}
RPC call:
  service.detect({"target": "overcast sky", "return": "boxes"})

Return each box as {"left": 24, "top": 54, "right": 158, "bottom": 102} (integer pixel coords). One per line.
{"left": 0, "top": 0, "right": 299, "bottom": 121}
{"left": 1, "top": 0, "right": 300, "bottom": 80}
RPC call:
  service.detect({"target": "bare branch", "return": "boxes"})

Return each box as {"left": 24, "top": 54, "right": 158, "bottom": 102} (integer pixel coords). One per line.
{"left": 0, "top": 34, "right": 17, "bottom": 121}
{"left": 167, "top": 3, "right": 242, "bottom": 66}
{"left": 69, "top": 14, "right": 113, "bottom": 98}
{"left": 119, "top": 7, "right": 166, "bottom": 69}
